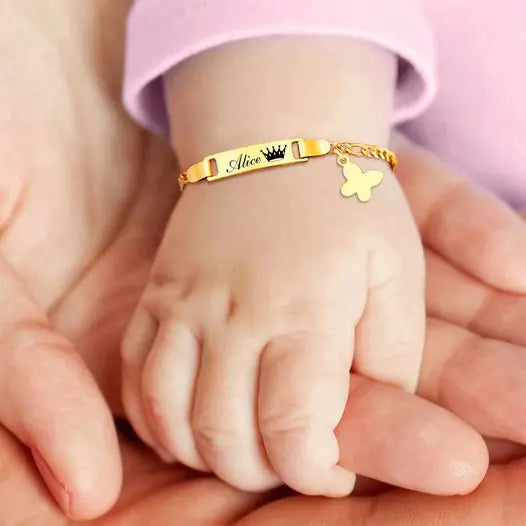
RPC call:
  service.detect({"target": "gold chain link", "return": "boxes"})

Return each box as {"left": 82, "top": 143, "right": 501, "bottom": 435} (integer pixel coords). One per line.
{"left": 179, "top": 173, "right": 188, "bottom": 191}
{"left": 330, "top": 142, "right": 397, "bottom": 170}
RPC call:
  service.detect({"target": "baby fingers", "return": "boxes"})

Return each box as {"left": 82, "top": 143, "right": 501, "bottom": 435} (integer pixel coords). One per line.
{"left": 259, "top": 333, "right": 355, "bottom": 497}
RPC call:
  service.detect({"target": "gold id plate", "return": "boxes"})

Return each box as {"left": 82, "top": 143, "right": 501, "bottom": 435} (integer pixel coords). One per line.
{"left": 184, "top": 138, "right": 332, "bottom": 184}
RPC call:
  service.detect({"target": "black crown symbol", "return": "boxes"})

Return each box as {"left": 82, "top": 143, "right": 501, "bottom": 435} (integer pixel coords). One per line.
{"left": 260, "top": 144, "right": 287, "bottom": 162}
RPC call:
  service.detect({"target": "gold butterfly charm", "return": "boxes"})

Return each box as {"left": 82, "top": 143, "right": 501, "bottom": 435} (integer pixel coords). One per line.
{"left": 339, "top": 159, "right": 384, "bottom": 202}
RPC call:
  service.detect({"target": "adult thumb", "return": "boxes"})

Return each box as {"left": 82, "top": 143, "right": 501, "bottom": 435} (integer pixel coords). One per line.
{"left": 0, "top": 257, "right": 122, "bottom": 519}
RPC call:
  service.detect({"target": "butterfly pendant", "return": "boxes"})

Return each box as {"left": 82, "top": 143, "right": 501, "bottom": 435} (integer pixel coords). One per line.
{"left": 339, "top": 161, "right": 383, "bottom": 202}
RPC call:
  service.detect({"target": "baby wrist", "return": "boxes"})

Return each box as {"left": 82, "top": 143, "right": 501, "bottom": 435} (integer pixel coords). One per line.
{"left": 164, "top": 36, "right": 396, "bottom": 169}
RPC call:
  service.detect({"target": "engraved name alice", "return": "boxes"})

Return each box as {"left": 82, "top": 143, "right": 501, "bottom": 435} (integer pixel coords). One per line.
{"left": 226, "top": 152, "right": 262, "bottom": 174}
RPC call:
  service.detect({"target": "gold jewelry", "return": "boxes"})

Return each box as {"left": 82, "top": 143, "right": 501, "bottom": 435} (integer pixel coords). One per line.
{"left": 178, "top": 138, "right": 397, "bottom": 202}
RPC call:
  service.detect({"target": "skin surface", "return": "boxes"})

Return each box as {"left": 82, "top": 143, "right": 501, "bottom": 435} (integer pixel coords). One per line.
{"left": 0, "top": 425, "right": 524, "bottom": 526}
{"left": 123, "top": 34, "right": 427, "bottom": 497}
{"left": 2, "top": 0, "right": 526, "bottom": 522}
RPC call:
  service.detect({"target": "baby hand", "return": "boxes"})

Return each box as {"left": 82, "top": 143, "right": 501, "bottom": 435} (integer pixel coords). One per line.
{"left": 121, "top": 152, "right": 425, "bottom": 496}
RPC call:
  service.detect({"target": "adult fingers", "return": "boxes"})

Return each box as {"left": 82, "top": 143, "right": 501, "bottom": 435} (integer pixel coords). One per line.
{"left": 0, "top": 257, "right": 121, "bottom": 520}
{"left": 336, "top": 375, "right": 487, "bottom": 495}
{"left": 418, "top": 318, "right": 526, "bottom": 445}
{"left": 426, "top": 249, "right": 526, "bottom": 347}
{"left": 393, "top": 132, "right": 526, "bottom": 293}
{"left": 238, "top": 459, "right": 525, "bottom": 525}
{"left": 0, "top": 425, "right": 68, "bottom": 525}
{"left": 238, "top": 375, "right": 491, "bottom": 526}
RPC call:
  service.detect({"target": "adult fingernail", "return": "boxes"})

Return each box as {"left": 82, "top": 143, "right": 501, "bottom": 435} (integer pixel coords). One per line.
{"left": 32, "top": 448, "right": 72, "bottom": 514}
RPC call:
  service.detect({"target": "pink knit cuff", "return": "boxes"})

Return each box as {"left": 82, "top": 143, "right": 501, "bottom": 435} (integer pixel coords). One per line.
{"left": 124, "top": 0, "right": 437, "bottom": 136}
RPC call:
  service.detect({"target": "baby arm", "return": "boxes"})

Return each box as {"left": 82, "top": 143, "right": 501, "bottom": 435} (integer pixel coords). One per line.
{"left": 122, "top": 36, "right": 425, "bottom": 496}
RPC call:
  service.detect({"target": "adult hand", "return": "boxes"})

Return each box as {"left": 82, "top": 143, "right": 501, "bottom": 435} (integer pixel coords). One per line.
{"left": 0, "top": 0, "right": 177, "bottom": 519}
{"left": 394, "top": 135, "right": 526, "bottom": 449}
{"left": 241, "top": 459, "right": 526, "bottom": 525}
{"left": 3, "top": 97, "right": 526, "bottom": 523}
{"left": 0, "top": 407, "right": 522, "bottom": 525}
{"left": 2, "top": 1, "right": 526, "bottom": 523}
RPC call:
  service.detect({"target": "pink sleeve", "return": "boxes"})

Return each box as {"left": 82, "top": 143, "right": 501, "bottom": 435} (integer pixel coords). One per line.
{"left": 123, "top": 0, "right": 437, "bottom": 137}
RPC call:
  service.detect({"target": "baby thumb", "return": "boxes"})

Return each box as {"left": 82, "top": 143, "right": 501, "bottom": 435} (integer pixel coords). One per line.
{"left": 0, "top": 257, "right": 122, "bottom": 520}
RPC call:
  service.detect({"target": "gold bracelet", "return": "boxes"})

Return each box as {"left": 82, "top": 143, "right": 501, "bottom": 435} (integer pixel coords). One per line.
{"left": 178, "top": 138, "right": 397, "bottom": 202}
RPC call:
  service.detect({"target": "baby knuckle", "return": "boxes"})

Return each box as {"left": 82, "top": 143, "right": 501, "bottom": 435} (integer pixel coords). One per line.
{"left": 260, "top": 411, "right": 316, "bottom": 441}
{"left": 150, "top": 271, "right": 194, "bottom": 300}
{"left": 143, "top": 392, "right": 166, "bottom": 421}
{"left": 141, "top": 287, "right": 185, "bottom": 321}
{"left": 193, "top": 424, "right": 246, "bottom": 454}
{"left": 142, "top": 273, "right": 199, "bottom": 322}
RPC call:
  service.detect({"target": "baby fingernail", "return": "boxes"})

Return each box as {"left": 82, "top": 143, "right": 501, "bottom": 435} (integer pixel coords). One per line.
{"left": 326, "top": 468, "right": 356, "bottom": 497}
